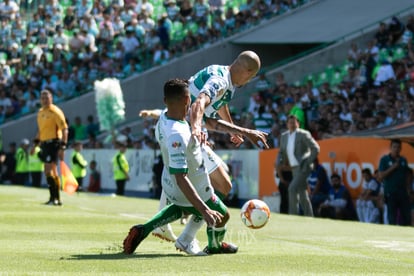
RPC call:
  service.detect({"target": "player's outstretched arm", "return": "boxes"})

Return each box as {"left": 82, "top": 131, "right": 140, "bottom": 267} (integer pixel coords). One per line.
{"left": 204, "top": 118, "right": 269, "bottom": 149}
{"left": 190, "top": 94, "right": 210, "bottom": 143}
{"left": 217, "top": 105, "right": 244, "bottom": 147}
{"left": 139, "top": 109, "right": 162, "bottom": 119}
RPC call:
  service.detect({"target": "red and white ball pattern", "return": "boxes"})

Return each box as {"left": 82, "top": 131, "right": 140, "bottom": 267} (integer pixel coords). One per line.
{"left": 240, "top": 199, "right": 270, "bottom": 229}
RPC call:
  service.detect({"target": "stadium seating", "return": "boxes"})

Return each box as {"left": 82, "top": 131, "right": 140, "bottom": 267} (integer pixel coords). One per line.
{"left": 0, "top": 0, "right": 311, "bottom": 126}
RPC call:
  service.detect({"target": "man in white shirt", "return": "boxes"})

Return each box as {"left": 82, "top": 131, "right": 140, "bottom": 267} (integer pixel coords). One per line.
{"left": 277, "top": 115, "right": 320, "bottom": 216}
{"left": 0, "top": 90, "right": 12, "bottom": 113}
{"left": 374, "top": 60, "right": 395, "bottom": 86}
{"left": 53, "top": 27, "right": 69, "bottom": 51}
{"left": 122, "top": 27, "right": 140, "bottom": 63}
{"left": 356, "top": 168, "right": 380, "bottom": 223}
{"left": 135, "top": 0, "right": 154, "bottom": 16}
{"left": 0, "top": 0, "right": 19, "bottom": 20}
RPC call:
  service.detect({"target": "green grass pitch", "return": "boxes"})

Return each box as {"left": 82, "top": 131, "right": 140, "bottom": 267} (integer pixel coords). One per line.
{"left": 1, "top": 186, "right": 413, "bottom": 275}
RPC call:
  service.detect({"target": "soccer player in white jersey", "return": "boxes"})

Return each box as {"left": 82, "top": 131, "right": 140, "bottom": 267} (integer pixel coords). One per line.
{"left": 123, "top": 78, "right": 258, "bottom": 255}
{"left": 141, "top": 51, "right": 263, "bottom": 254}
{"left": 182, "top": 51, "right": 262, "bottom": 251}
{"left": 141, "top": 106, "right": 268, "bottom": 253}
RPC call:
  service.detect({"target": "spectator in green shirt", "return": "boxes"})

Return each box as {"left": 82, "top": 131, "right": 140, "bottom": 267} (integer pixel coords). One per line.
{"left": 15, "top": 139, "right": 30, "bottom": 185}
{"left": 285, "top": 97, "right": 306, "bottom": 129}
{"left": 71, "top": 116, "right": 87, "bottom": 141}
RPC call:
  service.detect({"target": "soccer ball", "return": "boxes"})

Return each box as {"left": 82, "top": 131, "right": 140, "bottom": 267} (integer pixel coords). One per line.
{"left": 240, "top": 199, "right": 270, "bottom": 229}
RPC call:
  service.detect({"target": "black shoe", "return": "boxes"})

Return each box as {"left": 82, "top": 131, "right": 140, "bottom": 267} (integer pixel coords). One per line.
{"left": 44, "top": 200, "right": 54, "bottom": 205}
{"left": 53, "top": 200, "right": 63, "bottom": 206}
{"left": 123, "top": 225, "right": 145, "bottom": 254}
{"left": 203, "top": 242, "right": 238, "bottom": 254}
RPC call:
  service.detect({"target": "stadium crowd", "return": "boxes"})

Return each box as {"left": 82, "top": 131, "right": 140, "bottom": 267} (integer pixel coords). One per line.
{"left": 46, "top": 14, "right": 414, "bottom": 151}
{"left": 0, "top": 0, "right": 307, "bottom": 124}
{"left": 209, "top": 15, "right": 414, "bottom": 150}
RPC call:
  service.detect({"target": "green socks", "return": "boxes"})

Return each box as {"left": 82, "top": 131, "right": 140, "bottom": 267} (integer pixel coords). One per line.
{"left": 207, "top": 226, "right": 226, "bottom": 252}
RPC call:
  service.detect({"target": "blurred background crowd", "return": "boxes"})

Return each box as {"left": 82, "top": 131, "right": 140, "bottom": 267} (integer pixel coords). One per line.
{"left": 0, "top": 0, "right": 304, "bottom": 124}
{"left": 0, "top": 0, "right": 412, "bottom": 151}
{"left": 45, "top": 13, "right": 413, "bottom": 152}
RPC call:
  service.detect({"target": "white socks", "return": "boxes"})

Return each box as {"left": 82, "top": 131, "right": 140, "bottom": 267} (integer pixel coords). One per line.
{"left": 178, "top": 216, "right": 205, "bottom": 243}
{"left": 159, "top": 190, "right": 168, "bottom": 210}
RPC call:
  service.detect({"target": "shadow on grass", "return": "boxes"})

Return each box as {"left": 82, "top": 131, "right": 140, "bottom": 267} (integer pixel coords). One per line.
{"left": 66, "top": 252, "right": 188, "bottom": 260}
{"left": 64, "top": 244, "right": 192, "bottom": 260}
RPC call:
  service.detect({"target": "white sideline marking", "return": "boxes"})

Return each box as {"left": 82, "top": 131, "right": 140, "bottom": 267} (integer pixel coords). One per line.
{"left": 119, "top": 213, "right": 148, "bottom": 219}
{"left": 79, "top": 206, "right": 97, "bottom": 212}
{"left": 366, "top": 240, "right": 414, "bottom": 252}
{"left": 77, "top": 207, "right": 148, "bottom": 220}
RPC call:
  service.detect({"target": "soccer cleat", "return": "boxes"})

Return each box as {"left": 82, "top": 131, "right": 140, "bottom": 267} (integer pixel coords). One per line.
{"left": 53, "top": 200, "right": 63, "bottom": 206}
{"left": 123, "top": 225, "right": 145, "bottom": 254}
{"left": 203, "top": 242, "right": 238, "bottom": 255}
{"left": 152, "top": 226, "right": 177, "bottom": 242}
{"left": 44, "top": 200, "right": 54, "bottom": 205}
{"left": 175, "top": 238, "right": 207, "bottom": 256}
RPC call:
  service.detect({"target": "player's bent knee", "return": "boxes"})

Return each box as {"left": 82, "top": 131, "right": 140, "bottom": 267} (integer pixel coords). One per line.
{"left": 217, "top": 212, "right": 230, "bottom": 227}
{"left": 210, "top": 167, "right": 232, "bottom": 196}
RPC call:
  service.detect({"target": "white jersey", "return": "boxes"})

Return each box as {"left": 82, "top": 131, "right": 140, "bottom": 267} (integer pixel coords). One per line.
{"left": 362, "top": 178, "right": 380, "bottom": 195}
{"left": 153, "top": 108, "right": 225, "bottom": 174}
{"left": 155, "top": 112, "right": 213, "bottom": 206}
{"left": 188, "top": 65, "right": 235, "bottom": 119}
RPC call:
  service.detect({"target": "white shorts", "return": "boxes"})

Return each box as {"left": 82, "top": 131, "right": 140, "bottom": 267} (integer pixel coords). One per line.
{"left": 202, "top": 145, "right": 227, "bottom": 174}
{"left": 162, "top": 167, "right": 213, "bottom": 207}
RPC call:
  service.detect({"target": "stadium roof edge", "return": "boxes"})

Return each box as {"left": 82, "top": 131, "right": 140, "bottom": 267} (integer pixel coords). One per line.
{"left": 231, "top": 0, "right": 414, "bottom": 44}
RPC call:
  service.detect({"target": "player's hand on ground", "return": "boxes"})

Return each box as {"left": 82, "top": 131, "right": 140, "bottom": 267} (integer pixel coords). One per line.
{"left": 245, "top": 130, "right": 269, "bottom": 149}
{"left": 230, "top": 134, "right": 244, "bottom": 147}
{"left": 202, "top": 209, "right": 223, "bottom": 227}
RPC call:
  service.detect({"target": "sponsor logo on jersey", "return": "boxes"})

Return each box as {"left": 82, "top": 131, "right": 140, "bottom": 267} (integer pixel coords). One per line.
{"left": 207, "top": 86, "right": 217, "bottom": 98}
{"left": 172, "top": 141, "right": 181, "bottom": 148}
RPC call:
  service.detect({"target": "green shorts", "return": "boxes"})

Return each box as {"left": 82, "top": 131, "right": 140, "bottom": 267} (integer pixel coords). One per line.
{"left": 180, "top": 195, "right": 227, "bottom": 219}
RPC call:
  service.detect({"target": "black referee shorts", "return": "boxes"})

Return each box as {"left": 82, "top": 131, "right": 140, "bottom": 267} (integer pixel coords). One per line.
{"left": 39, "top": 139, "right": 61, "bottom": 164}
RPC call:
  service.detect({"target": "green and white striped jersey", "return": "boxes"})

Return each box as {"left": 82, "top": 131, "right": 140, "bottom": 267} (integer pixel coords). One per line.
{"left": 188, "top": 65, "right": 235, "bottom": 118}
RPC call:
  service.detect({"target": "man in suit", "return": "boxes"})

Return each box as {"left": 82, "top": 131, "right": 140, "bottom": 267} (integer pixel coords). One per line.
{"left": 277, "top": 115, "right": 320, "bottom": 217}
